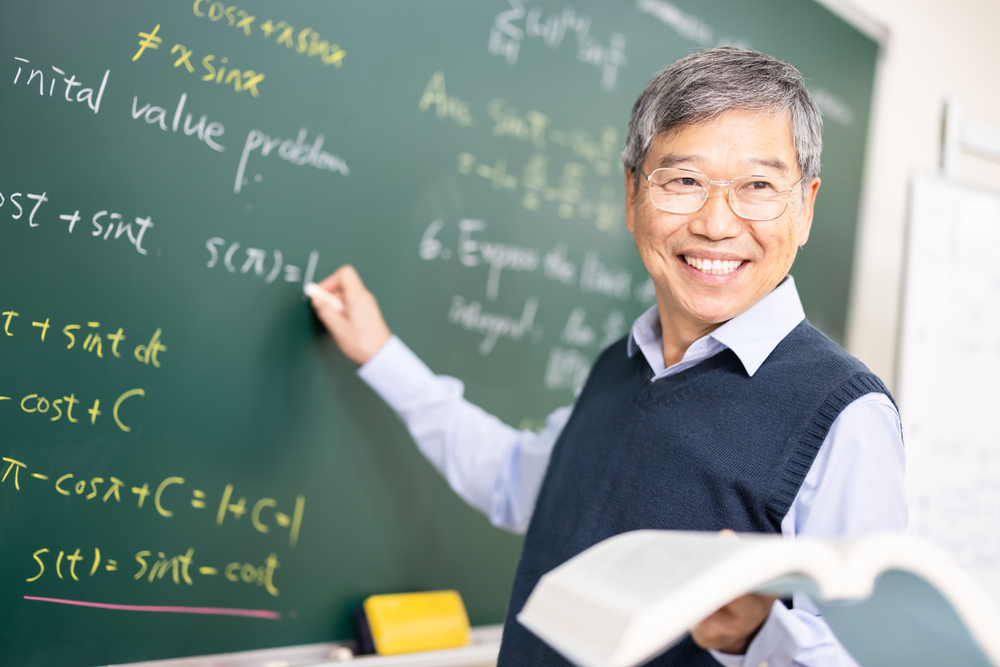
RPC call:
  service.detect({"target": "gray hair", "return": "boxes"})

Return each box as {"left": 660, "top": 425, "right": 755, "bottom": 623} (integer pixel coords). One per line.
{"left": 622, "top": 47, "right": 823, "bottom": 192}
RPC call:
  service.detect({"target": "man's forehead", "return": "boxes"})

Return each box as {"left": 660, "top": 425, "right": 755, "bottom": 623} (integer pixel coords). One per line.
{"left": 648, "top": 110, "right": 797, "bottom": 173}
{"left": 655, "top": 152, "right": 791, "bottom": 174}
{"left": 663, "top": 107, "right": 793, "bottom": 134}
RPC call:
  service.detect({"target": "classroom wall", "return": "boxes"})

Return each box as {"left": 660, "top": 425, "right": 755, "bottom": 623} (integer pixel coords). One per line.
{"left": 841, "top": 0, "right": 1000, "bottom": 389}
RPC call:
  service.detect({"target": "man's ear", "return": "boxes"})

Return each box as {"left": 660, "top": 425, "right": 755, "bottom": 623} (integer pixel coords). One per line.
{"left": 625, "top": 168, "right": 636, "bottom": 233}
{"left": 795, "top": 177, "right": 821, "bottom": 246}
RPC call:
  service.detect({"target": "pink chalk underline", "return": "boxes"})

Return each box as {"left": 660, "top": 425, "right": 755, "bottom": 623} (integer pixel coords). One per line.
{"left": 24, "top": 596, "right": 280, "bottom": 619}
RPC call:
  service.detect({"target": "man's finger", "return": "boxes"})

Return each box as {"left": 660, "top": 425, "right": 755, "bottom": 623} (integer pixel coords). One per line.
{"left": 335, "top": 264, "right": 367, "bottom": 292}
{"left": 306, "top": 283, "right": 345, "bottom": 312}
{"left": 311, "top": 298, "right": 350, "bottom": 338}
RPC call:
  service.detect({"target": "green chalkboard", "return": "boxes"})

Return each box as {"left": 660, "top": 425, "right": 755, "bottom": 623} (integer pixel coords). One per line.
{"left": 0, "top": 1, "right": 878, "bottom": 665}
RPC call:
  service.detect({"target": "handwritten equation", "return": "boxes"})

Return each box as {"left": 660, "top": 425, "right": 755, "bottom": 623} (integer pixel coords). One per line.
{"left": 1, "top": 456, "right": 305, "bottom": 548}
{"left": 191, "top": 1, "right": 345, "bottom": 69}
{"left": 24, "top": 544, "right": 282, "bottom": 597}
{"left": 1, "top": 184, "right": 156, "bottom": 256}
{"left": 1, "top": 307, "right": 167, "bottom": 368}
{"left": 132, "top": 24, "right": 266, "bottom": 97}
{"left": 488, "top": 1, "right": 627, "bottom": 91}
{"left": 1, "top": 388, "right": 144, "bottom": 432}
{"left": 205, "top": 239, "right": 319, "bottom": 290}
{"left": 417, "top": 72, "right": 623, "bottom": 231}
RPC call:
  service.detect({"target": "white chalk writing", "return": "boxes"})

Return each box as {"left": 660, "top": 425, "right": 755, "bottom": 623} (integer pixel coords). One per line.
{"left": 580, "top": 251, "right": 631, "bottom": 300}
{"left": 235, "top": 127, "right": 348, "bottom": 194}
{"left": 205, "top": 238, "right": 318, "bottom": 289}
{"left": 544, "top": 346, "right": 591, "bottom": 392}
{"left": 130, "top": 92, "right": 225, "bottom": 152}
{"left": 488, "top": 1, "right": 627, "bottom": 91}
{"left": 457, "top": 220, "right": 540, "bottom": 301}
{"left": 447, "top": 296, "right": 540, "bottom": 355}
{"left": 10, "top": 56, "right": 109, "bottom": 113}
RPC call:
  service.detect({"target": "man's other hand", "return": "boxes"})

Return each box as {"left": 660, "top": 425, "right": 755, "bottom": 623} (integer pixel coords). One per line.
{"left": 689, "top": 592, "right": 777, "bottom": 655}
{"left": 309, "top": 265, "right": 391, "bottom": 365}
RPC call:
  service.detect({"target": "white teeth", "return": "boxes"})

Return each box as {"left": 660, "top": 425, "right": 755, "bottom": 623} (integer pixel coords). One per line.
{"left": 683, "top": 255, "right": 744, "bottom": 276}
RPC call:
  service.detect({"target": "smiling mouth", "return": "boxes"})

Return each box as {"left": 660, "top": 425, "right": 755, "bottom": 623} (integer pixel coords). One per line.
{"left": 682, "top": 255, "right": 746, "bottom": 276}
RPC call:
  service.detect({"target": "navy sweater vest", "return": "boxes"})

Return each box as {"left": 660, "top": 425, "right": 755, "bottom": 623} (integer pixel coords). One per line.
{"left": 497, "top": 321, "right": 893, "bottom": 667}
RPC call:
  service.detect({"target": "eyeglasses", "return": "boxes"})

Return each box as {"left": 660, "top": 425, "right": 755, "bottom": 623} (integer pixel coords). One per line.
{"left": 639, "top": 167, "right": 802, "bottom": 221}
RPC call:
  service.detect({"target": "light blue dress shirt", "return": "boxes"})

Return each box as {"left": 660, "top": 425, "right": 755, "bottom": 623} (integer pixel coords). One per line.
{"left": 357, "top": 276, "right": 906, "bottom": 667}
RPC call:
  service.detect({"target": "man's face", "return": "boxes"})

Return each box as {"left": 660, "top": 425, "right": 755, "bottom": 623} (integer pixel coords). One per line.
{"left": 625, "top": 109, "right": 821, "bottom": 331}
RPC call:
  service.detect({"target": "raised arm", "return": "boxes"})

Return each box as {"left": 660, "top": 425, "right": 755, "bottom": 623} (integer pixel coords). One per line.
{"left": 308, "top": 266, "right": 572, "bottom": 533}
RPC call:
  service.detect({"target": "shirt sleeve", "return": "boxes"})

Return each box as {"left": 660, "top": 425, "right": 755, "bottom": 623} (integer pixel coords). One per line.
{"left": 710, "top": 392, "right": 906, "bottom": 667}
{"left": 356, "top": 335, "right": 571, "bottom": 533}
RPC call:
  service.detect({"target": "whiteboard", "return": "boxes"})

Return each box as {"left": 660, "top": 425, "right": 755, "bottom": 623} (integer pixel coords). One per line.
{"left": 898, "top": 173, "right": 1000, "bottom": 599}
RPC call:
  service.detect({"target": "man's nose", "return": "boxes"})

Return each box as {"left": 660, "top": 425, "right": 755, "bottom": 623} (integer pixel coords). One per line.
{"left": 688, "top": 186, "right": 742, "bottom": 240}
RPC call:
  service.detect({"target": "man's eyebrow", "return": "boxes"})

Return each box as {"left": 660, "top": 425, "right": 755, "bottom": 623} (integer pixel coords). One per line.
{"left": 656, "top": 153, "right": 703, "bottom": 168}
{"left": 654, "top": 154, "right": 791, "bottom": 174}
{"left": 747, "top": 157, "right": 789, "bottom": 174}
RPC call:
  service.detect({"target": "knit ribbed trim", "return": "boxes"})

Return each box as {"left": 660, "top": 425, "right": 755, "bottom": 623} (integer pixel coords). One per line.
{"left": 766, "top": 373, "right": 894, "bottom": 525}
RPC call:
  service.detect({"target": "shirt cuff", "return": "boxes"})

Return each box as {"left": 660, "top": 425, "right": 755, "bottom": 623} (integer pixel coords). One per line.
{"left": 708, "top": 601, "right": 797, "bottom": 667}
{"left": 356, "top": 335, "right": 440, "bottom": 412}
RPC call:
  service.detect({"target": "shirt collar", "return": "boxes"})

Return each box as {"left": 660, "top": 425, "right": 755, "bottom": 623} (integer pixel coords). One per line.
{"left": 626, "top": 275, "right": 806, "bottom": 377}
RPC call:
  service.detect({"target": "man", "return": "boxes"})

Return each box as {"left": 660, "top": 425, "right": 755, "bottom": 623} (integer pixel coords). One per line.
{"left": 310, "top": 48, "right": 905, "bottom": 666}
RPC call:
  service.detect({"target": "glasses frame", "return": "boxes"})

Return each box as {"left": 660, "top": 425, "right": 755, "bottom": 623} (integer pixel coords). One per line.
{"left": 639, "top": 167, "right": 803, "bottom": 221}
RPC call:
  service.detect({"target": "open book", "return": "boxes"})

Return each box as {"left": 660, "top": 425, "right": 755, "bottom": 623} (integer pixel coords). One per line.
{"left": 517, "top": 531, "right": 1000, "bottom": 667}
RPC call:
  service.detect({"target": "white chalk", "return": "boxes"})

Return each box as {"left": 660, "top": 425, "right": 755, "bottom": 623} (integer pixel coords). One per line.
{"left": 305, "top": 282, "right": 344, "bottom": 312}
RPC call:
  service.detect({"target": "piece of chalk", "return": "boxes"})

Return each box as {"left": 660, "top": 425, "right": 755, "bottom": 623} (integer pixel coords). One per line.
{"left": 305, "top": 282, "right": 345, "bottom": 312}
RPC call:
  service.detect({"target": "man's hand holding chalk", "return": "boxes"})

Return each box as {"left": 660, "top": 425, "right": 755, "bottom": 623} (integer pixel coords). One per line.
{"left": 305, "top": 282, "right": 345, "bottom": 312}
{"left": 307, "top": 266, "right": 392, "bottom": 366}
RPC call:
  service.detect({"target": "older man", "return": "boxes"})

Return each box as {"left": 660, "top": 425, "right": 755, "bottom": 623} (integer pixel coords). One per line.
{"left": 310, "top": 48, "right": 905, "bottom": 666}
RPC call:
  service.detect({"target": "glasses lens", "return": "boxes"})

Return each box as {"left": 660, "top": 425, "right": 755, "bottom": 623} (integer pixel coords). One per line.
{"left": 730, "top": 175, "right": 791, "bottom": 221}
{"left": 648, "top": 169, "right": 707, "bottom": 214}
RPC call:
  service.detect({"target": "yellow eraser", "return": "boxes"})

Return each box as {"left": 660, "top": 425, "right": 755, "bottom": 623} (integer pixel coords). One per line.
{"left": 363, "top": 590, "right": 471, "bottom": 656}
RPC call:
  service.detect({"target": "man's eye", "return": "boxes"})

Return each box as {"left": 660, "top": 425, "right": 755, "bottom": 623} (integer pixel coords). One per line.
{"left": 663, "top": 177, "right": 700, "bottom": 188}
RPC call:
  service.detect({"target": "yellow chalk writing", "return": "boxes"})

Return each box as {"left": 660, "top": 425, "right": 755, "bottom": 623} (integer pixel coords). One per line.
{"left": 419, "top": 72, "right": 472, "bottom": 127}
{"left": 3, "top": 310, "right": 18, "bottom": 335}
{"left": 134, "top": 551, "right": 150, "bottom": 579}
{"left": 6, "top": 387, "right": 142, "bottom": 431}
{"left": 133, "top": 24, "right": 163, "bottom": 61}
{"left": 192, "top": 2, "right": 344, "bottom": 69}
{"left": 199, "top": 54, "right": 266, "bottom": 97}
{"left": 113, "top": 388, "right": 145, "bottom": 432}
{"left": 252, "top": 497, "right": 276, "bottom": 533}
{"left": 32, "top": 318, "right": 49, "bottom": 341}
{"left": 27, "top": 548, "right": 48, "bottom": 582}
{"left": 56, "top": 474, "right": 73, "bottom": 496}
{"left": 66, "top": 548, "right": 83, "bottom": 581}
{"left": 7, "top": 305, "right": 166, "bottom": 367}
{"left": 107, "top": 328, "right": 125, "bottom": 357}
{"left": 134, "top": 329, "right": 167, "bottom": 367}
{"left": 64, "top": 393, "right": 79, "bottom": 422}
{"left": 154, "top": 476, "right": 185, "bottom": 517}
{"left": 132, "top": 483, "right": 150, "bottom": 508}
{"left": 2, "top": 457, "right": 27, "bottom": 490}
{"left": 171, "top": 43, "right": 195, "bottom": 72}
{"left": 63, "top": 324, "right": 79, "bottom": 348}
{"left": 104, "top": 477, "right": 124, "bottom": 502}
{"left": 4, "top": 456, "right": 306, "bottom": 547}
